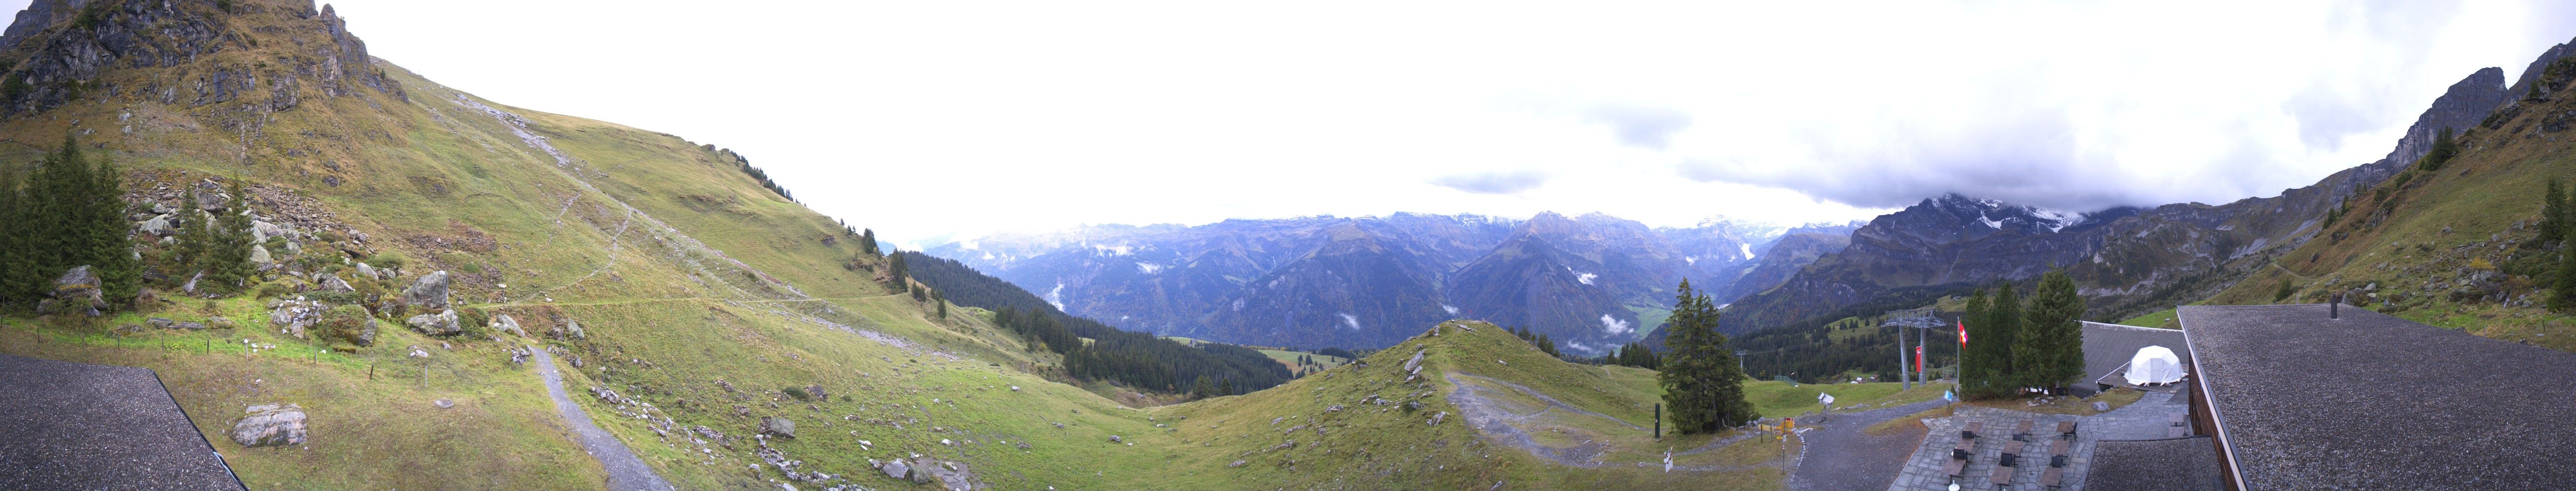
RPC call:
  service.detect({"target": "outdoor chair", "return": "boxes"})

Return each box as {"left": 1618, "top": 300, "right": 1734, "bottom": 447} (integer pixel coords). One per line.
{"left": 1963, "top": 421, "right": 1983, "bottom": 440}
{"left": 2042, "top": 467, "right": 2064, "bottom": 489}
{"left": 1953, "top": 438, "right": 1976, "bottom": 460}
{"left": 2049, "top": 438, "right": 2070, "bottom": 456}
{"left": 1989, "top": 464, "right": 2014, "bottom": 486}
{"left": 2057, "top": 420, "right": 2076, "bottom": 437}
{"left": 1942, "top": 457, "right": 1966, "bottom": 477}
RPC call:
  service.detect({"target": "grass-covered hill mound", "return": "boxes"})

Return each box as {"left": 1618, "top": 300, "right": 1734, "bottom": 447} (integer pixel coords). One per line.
{"left": 1138, "top": 321, "right": 1788, "bottom": 490}
{"left": 2204, "top": 59, "right": 2576, "bottom": 353}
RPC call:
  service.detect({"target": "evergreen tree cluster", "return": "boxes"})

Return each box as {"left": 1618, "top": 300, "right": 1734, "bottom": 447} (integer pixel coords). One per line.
{"left": 1314, "top": 346, "right": 1358, "bottom": 360}
{"left": 1506, "top": 326, "right": 1561, "bottom": 357}
{"left": 1723, "top": 284, "right": 1961, "bottom": 383}
{"left": 901, "top": 251, "right": 1291, "bottom": 396}
{"left": 713, "top": 147, "right": 793, "bottom": 201}
{"left": 2542, "top": 178, "right": 2576, "bottom": 312}
{"left": 1959, "top": 270, "right": 2087, "bottom": 397}
{"left": 1607, "top": 341, "right": 1659, "bottom": 369}
{"left": 2416, "top": 128, "right": 2461, "bottom": 172}
{"left": 0, "top": 136, "right": 141, "bottom": 311}
{"left": 1658, "top": 280, "right": 1755, "bottom": 433}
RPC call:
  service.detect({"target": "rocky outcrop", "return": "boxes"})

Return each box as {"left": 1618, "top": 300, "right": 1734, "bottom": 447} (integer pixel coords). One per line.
{"left": 0, "top": 0, "right": 90, "bottom": 49}
{"left": 493, "top": 314, "right": 529, "bottom": 337}
{"left": 404, "top": 309, "right": 459, "bottom": 336}
{"left": 230, "top": 403, "right": 307, "bottom": 447}
{"left": 35, "top": 265, "right": 105, "bottom": 316}
{"left": 0, "top": 0, "right": 404, "bottom": 115}
{"left": 402, "top": 270, "right": 450, "bottom": 310}
{"left": 759, "top": 416, "right": 795, "bottom": 438}
{"left": 268, "top": 299, "right": 322, "bottom": 339}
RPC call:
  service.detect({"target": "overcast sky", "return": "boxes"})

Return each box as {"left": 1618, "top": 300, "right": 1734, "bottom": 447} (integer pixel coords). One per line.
{"left": 55, "top": 1, "right": 2576, "bottom": 247}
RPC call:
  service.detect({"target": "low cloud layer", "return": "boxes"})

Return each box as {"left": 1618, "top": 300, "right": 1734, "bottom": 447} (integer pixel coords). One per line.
{"left": 1429, "top": 170, "right": 1552, "bottom": 195}
{"left": 322, "top": 0, "right": 2576, "bottom": 244}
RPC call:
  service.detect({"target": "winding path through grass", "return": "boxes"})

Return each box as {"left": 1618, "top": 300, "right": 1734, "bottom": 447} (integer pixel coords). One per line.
{"left": 530, "top": 348, "right": 674, "bottom": 491}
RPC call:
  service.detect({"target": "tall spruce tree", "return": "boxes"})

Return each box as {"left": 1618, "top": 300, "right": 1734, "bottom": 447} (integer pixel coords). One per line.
{"left": 1958, "top": 288, "right": 1992, "bottom": 394}
{"left": 1985, "top": 283, "right": 2024, "bottom": 391}
{"left": 2543, "top": 178, "right": 2567, "bottom": 245}
{"left": 2017, "top": 270, "right": 2087, "bottom": 393}
{"left": 0, "top": 161, "right": 33, "bottom": 309}
{"left": 203, "top": 179, "right": 256, "bottom": 293}
{"left": 169, "top": 188, "right": 208, "bottom": 278}
{"left": 859, "top": 229, "right": 879, "bottom": 256}
{"left": 2555, "top": 245, "right": 2576, "bottom": 312}
{"left": 1658, "top": 279, "right": 1755, "bottom": 433}
{"left": 887, "top": 248, "right": 909, "bottom": 286}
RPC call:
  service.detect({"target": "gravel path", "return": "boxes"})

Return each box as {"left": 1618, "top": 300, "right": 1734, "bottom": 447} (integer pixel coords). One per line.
{"left": 532, "top": 348, "right": 674, "bottom": 491}
{"left": 1785, "top": 399, "right": 1946, "bottom": 491}
{"left": 1444, "top": 373, "right": 1644, "bottom": 468}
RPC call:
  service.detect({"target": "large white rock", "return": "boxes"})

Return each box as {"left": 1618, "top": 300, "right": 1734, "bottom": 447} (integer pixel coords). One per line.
{"left": 230, "top": 404, "right": 308, "bottom": 447}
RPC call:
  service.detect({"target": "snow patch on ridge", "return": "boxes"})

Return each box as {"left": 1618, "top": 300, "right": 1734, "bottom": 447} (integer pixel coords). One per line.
{"left": 1600, "top": 315, "right": 1632, "bottom": 335}
{"left": 1576, "top": 272, "right": 1598, "bottom": 285}
{"left": 1137, "top": 262, "right": 1164, "bottom": 274}
{"left": 1339, "top": 313, "right": 1362, "bottom": 330}
{"left": 1739, "top": 243, "right": 1756, "bottom": 260}
{"left": 1442, "top": 304, "right": 1460, "bottom": 316}
{"left": 1046, "top": 282, "right": 1068, "bottom": 311}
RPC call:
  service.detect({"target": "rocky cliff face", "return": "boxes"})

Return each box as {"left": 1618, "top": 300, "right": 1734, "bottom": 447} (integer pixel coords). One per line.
{"left": 0, "top": 0, "right": 402, "bottom": 117}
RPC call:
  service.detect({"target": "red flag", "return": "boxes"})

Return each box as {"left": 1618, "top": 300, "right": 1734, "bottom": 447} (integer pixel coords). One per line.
{"left": 1915, "top": 345, "right": 1925, "bottom": 374}
{"left": 1957, "top": 320, "right": 1967, "bottom": 348}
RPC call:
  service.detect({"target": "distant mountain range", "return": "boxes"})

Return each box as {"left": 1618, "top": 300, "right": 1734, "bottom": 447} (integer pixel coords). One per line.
{"left": 944, "top": 39, "right": 2576, "bottom": 358}
{"left": 922, "top": 213, "right": 1862, "bottom": 351}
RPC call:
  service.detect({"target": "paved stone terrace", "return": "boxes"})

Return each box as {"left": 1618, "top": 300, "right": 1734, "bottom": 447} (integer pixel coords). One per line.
{"left": 1886, "top": 391, "right": 2187, "bottom": 491}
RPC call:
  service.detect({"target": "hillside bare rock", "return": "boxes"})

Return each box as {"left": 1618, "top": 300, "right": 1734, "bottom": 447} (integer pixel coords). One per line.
{"left": 0, "top": 0, "right": 87, "bottom": 48}
{"left": 354, "top": 262, "right": 379, "bottom": 280}
{"left": 404, "top": 309, "right": 460, "bottom": 336}
{"left": 230, "top": 403, "right": 308, "bottom": 447}
{"left": 402, "top": 270, "right": 450, "bottom": 310}
{"left": 136, "top": 214, "right": 176, "bottom": 236}
{"left": 320, "top": 275, "right": 354, "bottom": 292}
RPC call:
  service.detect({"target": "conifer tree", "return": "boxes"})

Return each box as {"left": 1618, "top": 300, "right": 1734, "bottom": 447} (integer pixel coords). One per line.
{"left": 1986, "top": 283, "right": 2025, "bottom": 391}
{"left": 169, "top": 187, "right": 207, "bottom": 278}
{"left": 2554, "top": 246, "right": 2576, "bottom": 312}
{"left": 1658, "top": 279, "right": 1755, "bottom": 433}
{"left": 202, "top": 179, "right": 256, "bottom": 293}
{"left": 0, "top": 162, "right": 32, "bottom": 308}
{"left": 2017, "top": 270, "right": 2087, "bottom": 393}
{"left": 860, "top": 229, "right": 879, "bottom": 256}
{"left": 2545, "top": 177, "right": 2569, "bottom": 245}
{"left": 887, "top": 249, "right": 909, "bottom": 287}
{"left": 2418, "top": 128, "right": 2458, "bottom": 171}
{"left": 23, "top": 135, "right": 139, "bottom": 308}
{"left": 932, "top": 289, "right": 947, "bottom": 319}
{"left": 1958, "top": 288, "right": 1992, "bottom": 394}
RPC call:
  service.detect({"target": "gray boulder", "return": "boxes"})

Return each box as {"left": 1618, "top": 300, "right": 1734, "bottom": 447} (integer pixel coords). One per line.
{"left": 37, "top": 266, "right": 105, "bottom": 316}
{"left": 147, "top": 317, "right": 175, "bottom": 329}
{"left": 249, "top": 246, "right": 273, "bottom": 267}
{"left": 230, "top": 404, "right": 308, "bottom": 447}
{"left": 405, "top": 309, "right": 461, "bottom": 336}
{"left": 402, "top": 271, "right": 451, "bottom": 311}
{"left": 207, "top": 316, "right": 235, "bottom": 329}
{"left": 175, "top": 321, "right": 207, "bottom": 330}
{"left": 194, "top": 189, "right": 228, "bottom": 212}
{"left": 252, "top": 220, "right": 289, "bottom": 243}
{"left": 2093, "top": 401, "right": 2111, "bottom": 412}
{"left": 490, "top": 315, "right": 524, "bottom": 337}
{"left": 878, "top": 459, "right": 910, "bottom": 480}
{"left": 761, "top": 416, "right": 796, "bottom": 438}
{"left": 137, "top": 214, "right": 177, "bottom": 236}
{"left": 354, "top": 262, "right": 379, "bottom": 280}
{"left": 560, "top": 319, "right": 586, "bottom": 339}
{"left": 321, "top": 275, "right": 356, "bottom": 292}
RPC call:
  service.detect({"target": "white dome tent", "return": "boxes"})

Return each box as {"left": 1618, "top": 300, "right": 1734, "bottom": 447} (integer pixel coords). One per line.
{"left": 2123, "top": 345, "right": 2185, "bottom": 386}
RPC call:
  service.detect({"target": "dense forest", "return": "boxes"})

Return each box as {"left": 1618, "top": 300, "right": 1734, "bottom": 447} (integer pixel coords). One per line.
{"left": 901, "top": 252, "right": 1292, "bottom": 395}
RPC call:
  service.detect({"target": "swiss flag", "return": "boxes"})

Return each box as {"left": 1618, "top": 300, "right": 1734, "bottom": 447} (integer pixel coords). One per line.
{"left": 1957, "top": 320, "right": 1967, "bottom": 348}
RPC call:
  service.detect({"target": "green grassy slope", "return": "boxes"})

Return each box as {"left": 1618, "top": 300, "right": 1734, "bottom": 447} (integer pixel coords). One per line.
{"left": 2204, "top": 68, "right": 2576, "bottom": 352}
{"left": 0, "top": 1, "right": 1810, "bottom": 490}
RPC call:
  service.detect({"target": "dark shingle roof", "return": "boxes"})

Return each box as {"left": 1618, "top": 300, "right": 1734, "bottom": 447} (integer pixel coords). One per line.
{"left": 2086, "top": 436, "right": 2224, "bottom": 491}
{"left": 0, "top": 353, "right": 245, "bottom": 490}
{"left": 2080, "top": 321, "right": 2189, "bottom": 387}
{"left": 2180, "top": 304, "right": 2576, "bottom": 490}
